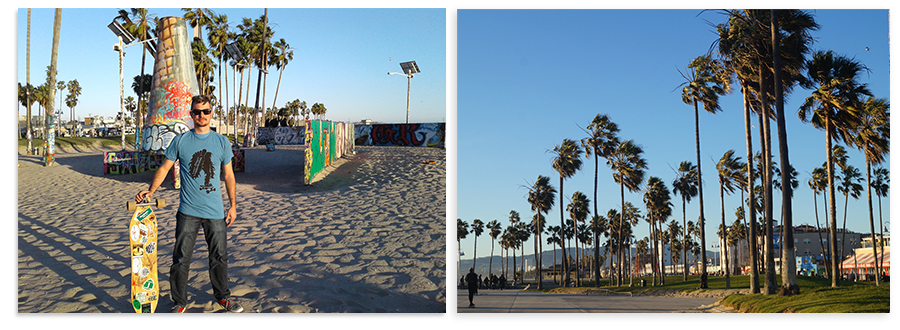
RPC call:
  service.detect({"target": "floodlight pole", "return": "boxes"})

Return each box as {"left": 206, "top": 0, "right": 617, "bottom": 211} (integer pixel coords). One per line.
{"left": 405, "top": 74, "right": 411, "bottom": 124}
{"left": 117, "top": 36, "right": 126, "bottom": 150}
{"left": 388, "top": 71, "right": 413, "bottom": 124}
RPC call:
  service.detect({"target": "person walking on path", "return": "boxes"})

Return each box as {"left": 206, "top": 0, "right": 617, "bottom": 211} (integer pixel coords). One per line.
{"left": 465, "top": 267, "right": 479, "bottom": 308}
{"left": 136, "top": 95, "right": 243, "bottom": 313}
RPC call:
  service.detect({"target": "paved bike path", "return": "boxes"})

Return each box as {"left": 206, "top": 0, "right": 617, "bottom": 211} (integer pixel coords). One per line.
{"left": 457, "top": 289, "right": 719, "bottom": 313}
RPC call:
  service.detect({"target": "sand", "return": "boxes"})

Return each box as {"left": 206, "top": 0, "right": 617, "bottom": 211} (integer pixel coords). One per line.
{"left": 17, "top": 144, "right": 446, "bottom": 313}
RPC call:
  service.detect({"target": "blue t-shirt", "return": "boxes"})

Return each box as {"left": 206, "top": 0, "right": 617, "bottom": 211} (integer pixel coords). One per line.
{"left": 164, "top": 129, "right": 233, "bottom": 219}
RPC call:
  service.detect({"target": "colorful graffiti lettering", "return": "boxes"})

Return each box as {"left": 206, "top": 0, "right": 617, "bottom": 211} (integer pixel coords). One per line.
{"left": 256, "top": 126, "right": 307, "bottom": 145}
{"left": 355, "top": 123, "right": 444, "bottom": 148}
{"left": 104, "top": 151, "right": 167, "bottom": 175}
{"left": 141, "top": 123, "right": 190, "bottom": 152}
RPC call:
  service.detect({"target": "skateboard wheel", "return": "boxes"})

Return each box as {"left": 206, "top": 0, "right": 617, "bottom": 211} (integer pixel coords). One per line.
{"left": 127, "top": 201, "right": 136, "bottom": 211}
{"left": 156, "top": 199, "right": 166, "bottom": 209}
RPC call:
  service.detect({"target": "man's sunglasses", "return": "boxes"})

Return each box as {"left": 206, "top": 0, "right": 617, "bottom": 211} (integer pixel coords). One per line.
{"left": 191, "top": 108, "right": 212, "bottom": 116}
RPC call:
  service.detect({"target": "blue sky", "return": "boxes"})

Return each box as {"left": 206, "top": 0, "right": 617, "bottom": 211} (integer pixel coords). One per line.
{"left": 457, "top": 9, "right": 891, "bottom": 265}
{"left": 15, "top": 8, "right": 446, "bottom": 124}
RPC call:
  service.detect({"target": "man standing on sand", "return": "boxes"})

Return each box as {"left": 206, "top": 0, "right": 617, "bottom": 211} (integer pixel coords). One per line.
{"left": 135, "top": 95, "right": 243, "bottom": 313}
{"left": 465, "top": 267, "right": 478, "bottom": 308}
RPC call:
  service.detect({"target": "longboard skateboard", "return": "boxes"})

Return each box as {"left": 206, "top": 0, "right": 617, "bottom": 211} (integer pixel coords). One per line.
{"left": 126, "top": 198, "right": 165, "bottom": 313}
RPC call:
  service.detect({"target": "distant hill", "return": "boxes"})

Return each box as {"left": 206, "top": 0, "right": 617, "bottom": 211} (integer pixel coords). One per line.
{"left": 456, "top": 246, "right": 714, "bottom": 278}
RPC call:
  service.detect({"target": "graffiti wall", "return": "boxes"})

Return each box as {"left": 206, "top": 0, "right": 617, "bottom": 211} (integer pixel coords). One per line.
{"left": 104, "top": 151, "right": 167, "bottom": 175}
{"left": 354, "top": 123, "right": 444, "bottom": 148}
{"left": 305, "top": 120, "right": 355, "bottom": 185}
{"left": 256, "top": 125, "right": 307, "bottom": 145}
{"left": 104, "top": 149, "right": 244, "bottom": 174}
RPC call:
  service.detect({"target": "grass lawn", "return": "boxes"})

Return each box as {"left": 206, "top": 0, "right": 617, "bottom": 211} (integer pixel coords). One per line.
{"left": 19, "top": 136, "right": 137, "bottom": 149}
{"left": 525, "top": 274, "right": 889, "bottom": 312}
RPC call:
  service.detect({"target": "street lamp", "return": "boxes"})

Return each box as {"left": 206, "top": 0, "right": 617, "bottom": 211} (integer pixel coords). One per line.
{"left": 712, "top": 244, "right": 719, "bottom": 273}
{"left": 388, "top": 60, "right": 420, "bottom": 124}
{"left": 109, "top": 20, "right": 156, "bottom": 150}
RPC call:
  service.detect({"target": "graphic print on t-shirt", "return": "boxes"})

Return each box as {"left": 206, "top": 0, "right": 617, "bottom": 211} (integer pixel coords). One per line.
{"left": 189, "top": 149, "right": 217, "bottom": 193}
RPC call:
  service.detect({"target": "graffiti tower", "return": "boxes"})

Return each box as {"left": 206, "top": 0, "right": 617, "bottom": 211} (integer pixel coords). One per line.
{"left": 142, "top": 16, "right": 197, "bottom": 152}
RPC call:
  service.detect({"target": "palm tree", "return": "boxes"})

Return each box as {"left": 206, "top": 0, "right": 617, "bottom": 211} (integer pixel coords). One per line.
{"left": 716, "top": 150, "right": 743, "bottom": 288}
{"left": 837, "top": 165, "right": 863, "bottom": 269}
{"left": 635, "top": 238, "right": 649, "bottom": 277}
{"left": 871, "top": 167, "right": 889, "bottom": 255}
{"left": 799, "top": 50, "right": 872, "bottom": 287}
{"left": 678, "top": 54, "right": 729, "bottom": 288}
{"left": 809, "top": 166, "right": 831, "bottom": 279}
{"left": 546, "top": 225, "right": 561, "bottom": 284}
{"left": 207, "top": 13, "right": 232, "bottom": 134}
{"left": 728, "top": 216, "right": 748, "bottom": 276}
{"left": 192, "top": 38, "right": 216, "bottom": 95}
{"left": 470, "top": 219, "right": 484, "bottom": 270}
{"left": 608, "top": 140, "right": 646, "bottom": 286}
{"left": 487, "top": 220, "right": 502, "bottom": 277}
{"left": 44, "top": 9, "right": 61, "bottom": 166}
{"left": 25, "top": 9, "right": 32, "bottom": 152}
{"left": 850, "top": 97, "right": 889, "bottom": 285}
{"left": 667, "top": 221, "right": 682, "bottom": 276}
{"left": 621, "top": 202, "right": 642, "bottom": 285}
{"left": 55, "top": 81, "right": 66, "bottom": 133}
{"left": 507, "top": 213, "right": 521, "bottom": 284}
{"left": 270, "top": 38, "right": 293, "bottom": 110}
{"left": 516, "top": 221, "right": 531, "bottom": 283}
{"left": 768, "top": 9, "right": 818, "bottom": 295}
{"left": 550, "top": 138, "right": 583, "bottom": 286}
{"left": 500, "top": 230, "right": 511, "bottom": 279}
{"left": 589, "top": 215, "right": 608, "bottom": 283}
{"left": 457, "top": 218, "right": 469, "bottom": 278}
{"left": 672, "top": 161, "right": 698, "bottom": 281}
{"left": 644, "top": 176, "right": 672, "bottom": 285}
{"left": 65, "top": 79, "right": 81, "bottom": 134}
{"left": 526, "top": 176, "right": 555, "bottom": 289}
{"left": 182, "top": 8, "right": 215, "bottom": 42}
{"left": 567, "top": 191, "right": 590, "bottom": 286}
{"left": 582, "top": 113, "right": 620, "bottom": 285}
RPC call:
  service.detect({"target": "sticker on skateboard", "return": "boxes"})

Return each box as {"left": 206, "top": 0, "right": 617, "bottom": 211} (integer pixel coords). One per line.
{"left": 127, "top": 198, "right": 165, "bottom": 313}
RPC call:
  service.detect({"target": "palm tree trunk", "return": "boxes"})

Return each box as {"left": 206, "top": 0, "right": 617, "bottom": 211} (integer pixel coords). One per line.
{"left": 26, "top": 9, "right": 33, "bottom": 154}
{"left": 692, "top": 99, "right": 709, "bottom": 288}
{"left": 593, "top": 153, "right": 601, "bottom": 286}
{"left": 552, "top": 243, "right": 557, "bottom": 284}
{"left": 878, "top": 189, "right": 885, "bottom": 257}
{"left": 758, "top": 65, "right": 776, "bottom": 294}
{"left": 682, "top": 195, "right": 687, "bottom": 281}
{"left": 618, "top": 181, "right": 626, "bottom": 287}
{"left": 489, "top": 239, "right": 495, "bottom": 279}
{"left": 771, "top": 11, "right": 798, "bottom": 293}
{"left": 814, "top": 190, "right": 830, "bottom": 279}
{"left": 866, "top": 163, "right": 881, "bottom": 285}
{"left": 45, "top": 9, "right": 61, "bottom": 166}
{"left": 720, "top": 181, "right": 730, "bottom": 288}
{"left": 272, "top": 65, "right": 285, "bottom": 110}
{"left": 826, "top": 117, "right": 840, "bottom": 287}
{"left": 472, "top": 235, "right": 478, "bottom": 270}
{"left": 841, "top": 192, "right": 849, "bottom": 271}
{"left": 559, "top": 177, "right": 569, "bottom": 286}
{"left": 574, "top": 222, "right": 580, "bottom": 286}
{"left": 512, "top": 247, "right": 517, "bottom": 285}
